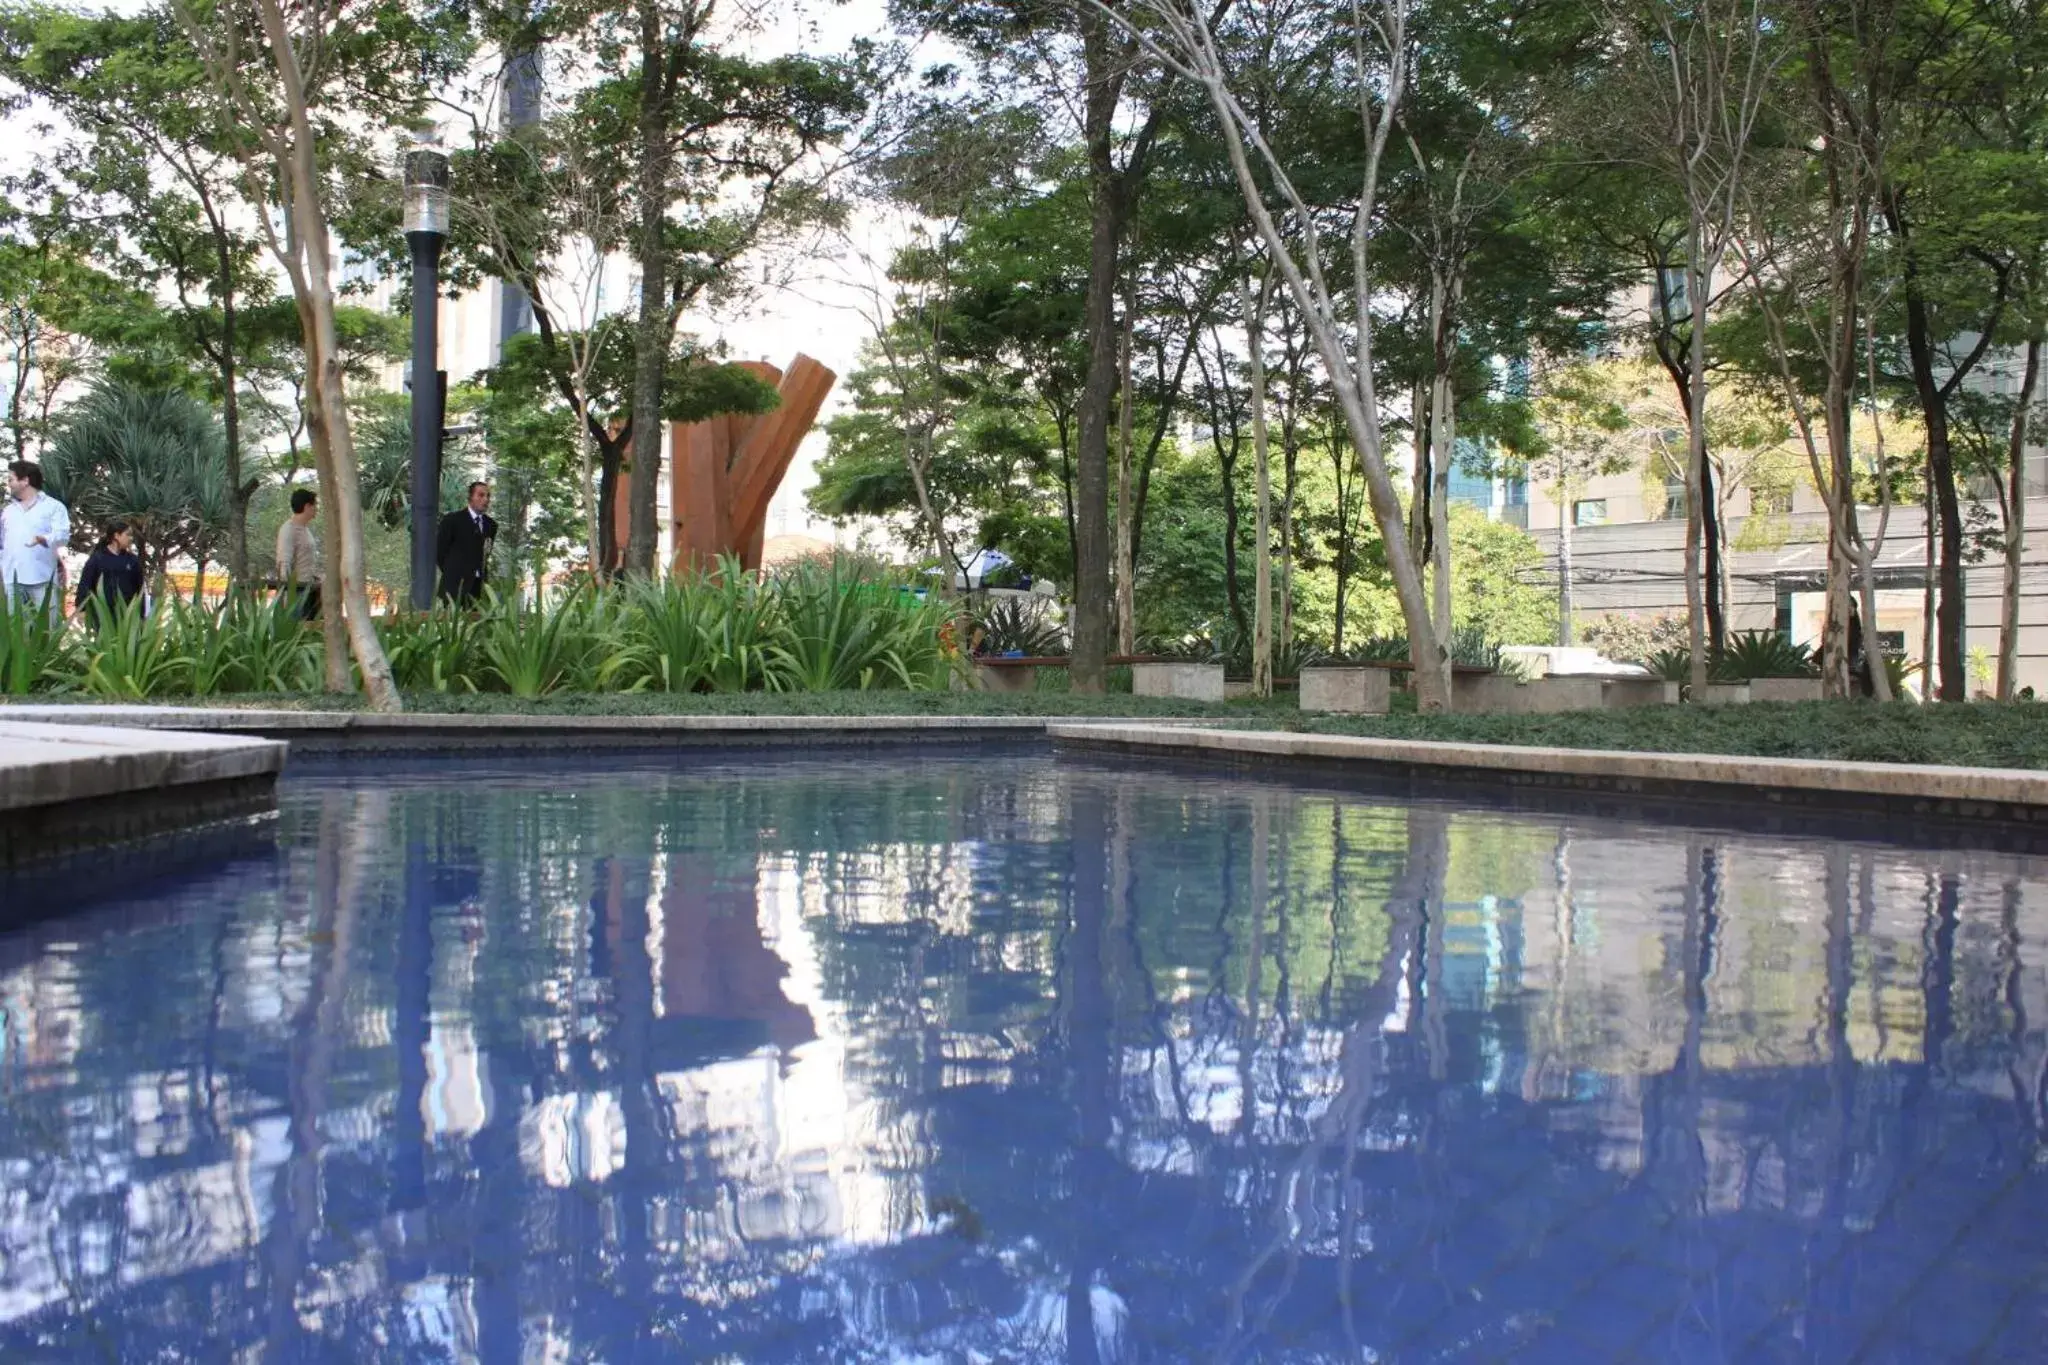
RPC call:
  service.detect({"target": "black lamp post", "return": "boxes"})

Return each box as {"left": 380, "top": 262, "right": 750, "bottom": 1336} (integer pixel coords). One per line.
{"left": 404, "top": 140, "right": 451, "bottom": 611}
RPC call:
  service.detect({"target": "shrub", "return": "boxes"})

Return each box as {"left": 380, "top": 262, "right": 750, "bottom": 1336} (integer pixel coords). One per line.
{"left": 78, "top": 597, "right": 189, "bottom": 699}
{"left": 1580, "top": 612, "right": 1691, "bottom": 664}
{"left": 1712, "top": 630, "right": 1815, "bottom": 681}
{"left": 974, "top": 596, "right": 1065, "bottom": 657}
{"left": 0, "top": 595, "right": 71, "bottom": 695}
{"left": 182, "top": 594, "right": 322, "bottom": 695}
{"left": 382, "top": 609, "right": 484, "bottom": 693}
{"left": 765, "top": 560, "right": 952, "bottom": 691}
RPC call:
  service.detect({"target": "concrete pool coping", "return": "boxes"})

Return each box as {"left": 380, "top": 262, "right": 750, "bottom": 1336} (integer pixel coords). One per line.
{"left": 0, "top": 706, "right": 1125, "bottom": 754}
{"left": 0, "top": 719, "right": 286, "bottom": 869}
{"left": 1047, "top": 722, "right": 2048, "bottom": 829}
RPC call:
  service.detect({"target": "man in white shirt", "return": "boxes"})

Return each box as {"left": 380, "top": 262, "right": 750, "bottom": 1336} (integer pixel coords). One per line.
{"left": 2, "top": 461, "right": 70, "bottom": 617}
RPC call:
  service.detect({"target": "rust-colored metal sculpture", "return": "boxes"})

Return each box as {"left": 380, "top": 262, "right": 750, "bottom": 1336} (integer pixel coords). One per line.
{"left": 609, "top": 354, "right": 837, "bottom": 575}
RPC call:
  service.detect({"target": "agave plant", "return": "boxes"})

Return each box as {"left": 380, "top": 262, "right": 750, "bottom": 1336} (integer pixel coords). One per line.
{"left": 973, "top": 596, "right": 1065, "bottom": 657}
{"left": 1646, "top": 647, "right": 1692, "bottom": 683}
{"left": 1711, "top": 630, "right": 1815, "bottom": 681}
{"left": 625, "top": 559, "right": 779, "bottom": 693}
{"left": 1329, "top": 635, "right": 1410, "bottom": 665}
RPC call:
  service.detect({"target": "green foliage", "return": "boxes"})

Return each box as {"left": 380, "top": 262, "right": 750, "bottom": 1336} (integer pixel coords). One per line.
{"left": 0, "top": 594, "right": 70, "bottom": 694}
{"left": 42, "top": 381, "right": 231, "bottom": 578}
{"left": 1712, "top": 630, "right": 1817, "bottom": 681}
{"left": 765, "top": 561, "right": 954, "bottom": 692}
{"left": 621, "top": 566, "right": 781, "bottom": 694}
{"left": 179, "top": 593, "right": 321, "bottom": 694}
{"left": 380, "top": 609, "right": 483, "bottom": 694}
{"left": 973, "top": 596, "right": 1065, "bottom": 657}
{"left": 474, "top": 587, "right": 637, "bottom": 699}
{"left": 1646, "top": 647, "right": 1693, "bottom": 684}
{"left": 1300, "top": 703, "right": 2048, "bottom": 770}
{"left": 76, "top": 596, "right": 187, "bottom": 698}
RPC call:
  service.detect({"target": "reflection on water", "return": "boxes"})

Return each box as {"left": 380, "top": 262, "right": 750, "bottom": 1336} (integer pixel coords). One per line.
{"left": 2, "top": 755, "right": 2047, "bottom": 1362}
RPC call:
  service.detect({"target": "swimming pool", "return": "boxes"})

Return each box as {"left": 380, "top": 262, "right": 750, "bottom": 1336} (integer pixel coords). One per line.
{"left": 1, "top": 752, "right": 2043, "bottom": 1361}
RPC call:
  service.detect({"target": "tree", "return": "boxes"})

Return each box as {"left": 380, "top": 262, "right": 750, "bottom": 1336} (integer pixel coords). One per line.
{"left": 1523, "top": 358, "right": 1637, "bottom": 645}
{"left": 0, "top": 230, "right": 135, "bottom": 463}
{"left": 0, "top": 3, "right": 285, "bottom": 585}
{"left": 43, "top": 381, "right": 231, "bottom": 593}
{"left": 177, "top": 0, "right": 448, "bottom": 706}
{"left": 1873, "top": 0, "right": 2048, "bottom": 700}
{"left": 527, "top": 0, "right": 873, "bottom": 578}
{"left": 1596, "top": 0, "right": 1780, "bottom": 699}
{"left": 1106, "top": 0, "right": 1456, "bottom": 709}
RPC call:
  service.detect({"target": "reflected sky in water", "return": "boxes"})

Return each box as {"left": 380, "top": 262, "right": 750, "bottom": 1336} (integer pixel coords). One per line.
{"left": 3, "top": 753, "right": 2047, "bottom": 1362}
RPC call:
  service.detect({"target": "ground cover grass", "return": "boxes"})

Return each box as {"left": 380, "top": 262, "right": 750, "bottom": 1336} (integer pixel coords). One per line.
{"left": 1289, "top": 701, "right": 2048, "bottom": 769}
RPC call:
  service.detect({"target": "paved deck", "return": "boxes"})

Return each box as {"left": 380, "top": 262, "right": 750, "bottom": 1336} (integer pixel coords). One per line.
{"left": 0, "top": 720, "right": 286, "bottom": 870}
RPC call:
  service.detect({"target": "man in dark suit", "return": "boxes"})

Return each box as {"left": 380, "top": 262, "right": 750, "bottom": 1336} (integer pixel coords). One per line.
{"left": 436, "top": 481, "right": 496, "bottom": 605}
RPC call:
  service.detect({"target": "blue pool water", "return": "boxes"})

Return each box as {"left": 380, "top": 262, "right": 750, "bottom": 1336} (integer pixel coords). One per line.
{"left": 2, "top": 752, "right": 2046, "bottom": 1362}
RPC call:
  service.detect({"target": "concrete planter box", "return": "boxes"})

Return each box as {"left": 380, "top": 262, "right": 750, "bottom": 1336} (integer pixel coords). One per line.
{"left": 1132, "top": 662, "right": 1226, "bottom": 702}
{"left": 1661, "top": 682, "right": 1684, "bottom": 705}
{"left": 973, "top": 663, "right": 1038, "bottom": 694}
{"left": 1699, "top": 682, "right": 1752, "bottom": 706}
{"left": 1750, "top": 677, "right": 1823, "bottom": 703}
{"left": 1451, "top": 675, "right": 1599, "bottom": 714}
{"left": 1299, "top": 666, "right": 1392, "bottom": 715}
{"left": 1451, "top": 674, "right": 1674, "bottom": 715}
{"left": 1225, "top": 678, "right": 1255, "bottom": 700}
{"left": 1600, "top": 677, "right": 1671, "bottom": 709}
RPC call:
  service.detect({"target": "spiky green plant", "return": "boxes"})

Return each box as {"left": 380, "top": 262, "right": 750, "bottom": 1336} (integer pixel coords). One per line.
{"left": 78, "top": 596, "right": 189, "bottom": 698}
{"left": 765, "top": 560, "right": 950, "bottom": 691}
{"left": 0, "top": 594, "right": 71, "bottom": 694}
{"left": 1711, "top": 630, "right": 1815, "bottom": 681}
{"left": 381, "top": 609, "right": 484, "bottom": 693}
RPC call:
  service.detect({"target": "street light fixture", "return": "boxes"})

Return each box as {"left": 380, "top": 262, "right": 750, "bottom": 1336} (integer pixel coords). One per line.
{"left": 403, "top": 138, "right": 451, "bottom": 611}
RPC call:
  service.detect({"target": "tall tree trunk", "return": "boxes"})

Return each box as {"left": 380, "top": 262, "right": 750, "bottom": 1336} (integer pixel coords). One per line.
{"left": 1115, "top": 283, "right": 1137, "bottom": 656}
{"left": 1332, "top": 428, "right": 1352, "bottom": 652}
{"left": 1245, "top": 272, "right": 1274, "bottom": 696}
{"left": 1922, "top": 461, "right": 1937, "bottom": 693}
{"left": 1408, "top": 383, "right": 1429, "bottom": 567}
{"left": 1071, "top": 9, "right": 1123, "bottom": 694}
{"left": 1429, "top": 368, "right": 1453, "bottom": 683}
{"left": 1898, "top": 282, "right": 1976, "bottom": 700}
{"left": 2000, "top": 334, "right": 2041, "bottom": 700}
{"left": 1683, "top": 232, "right": 1713, "bottom": 700}
{"left": 1558, "top": 491, "right": 1574, "bottom": 646}
{"left": 624, "top": 0, "right": 672, "bottom": 580}
{"left": 575, "top": 386, "right": 602, "bottom": 576}
{"left": 249, "top": 0, "right": 396, "bottom": 708}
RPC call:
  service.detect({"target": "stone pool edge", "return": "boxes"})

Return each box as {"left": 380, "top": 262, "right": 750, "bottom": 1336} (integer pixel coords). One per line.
{"left": 1046, "top": 722, "right": 2048, "bottom": 830}
{"left": 0, "top": 706, "right": 1115, "bottom": 755}
{"left": 0, "top": 720, "right": 286, "bottom": 870}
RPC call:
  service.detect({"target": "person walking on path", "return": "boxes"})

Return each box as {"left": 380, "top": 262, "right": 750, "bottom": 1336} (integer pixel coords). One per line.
{"left": 275, "top": 488, "right": 323, "bottom": 621}
{"left": 436, "top": 481, "right": 495, "bottom": 606}
{"left": 74, "top": 519, "right": 144, "bottom": 625}
{"left": 2, "top": 460, "right": 69, "bottom": 619}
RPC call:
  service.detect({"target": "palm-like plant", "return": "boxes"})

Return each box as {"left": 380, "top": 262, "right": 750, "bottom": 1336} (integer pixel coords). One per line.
{"left": 43, "top": 383, "right": 234, "bottom": 590}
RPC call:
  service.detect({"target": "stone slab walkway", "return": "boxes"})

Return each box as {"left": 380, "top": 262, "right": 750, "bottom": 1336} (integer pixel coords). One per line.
{"left": 0, "top": 720, "right": 286, "bottom": 870}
